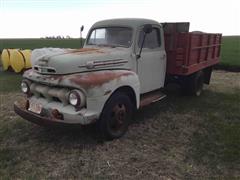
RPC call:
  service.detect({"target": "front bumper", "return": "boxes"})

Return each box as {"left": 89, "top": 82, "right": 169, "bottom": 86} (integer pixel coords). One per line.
{"left": 14, "top": 99, "right": 98, "bottom": 126}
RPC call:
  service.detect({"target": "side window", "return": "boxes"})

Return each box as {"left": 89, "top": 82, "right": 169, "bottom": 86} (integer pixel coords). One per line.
{"left": 138, "top": 27, "right": 161, "bottom": 49}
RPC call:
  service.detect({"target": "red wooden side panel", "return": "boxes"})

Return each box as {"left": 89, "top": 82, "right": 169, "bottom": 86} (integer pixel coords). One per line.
{"left": 165, "top": 32, "right": 222, "bottom": 76}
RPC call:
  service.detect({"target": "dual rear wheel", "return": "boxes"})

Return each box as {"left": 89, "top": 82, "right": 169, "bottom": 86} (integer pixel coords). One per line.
{"left": 182, "top": 71, "right": 204, "bottom": 96}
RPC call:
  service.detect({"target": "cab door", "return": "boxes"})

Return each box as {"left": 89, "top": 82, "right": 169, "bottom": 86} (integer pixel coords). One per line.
{"left": 136, "top": 25, "right": 166, "bottom": 94}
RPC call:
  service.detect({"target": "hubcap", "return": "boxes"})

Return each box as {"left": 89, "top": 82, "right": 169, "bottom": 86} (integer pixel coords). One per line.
{"left": 110, "top": 103, "right": 127, "bottom": 131}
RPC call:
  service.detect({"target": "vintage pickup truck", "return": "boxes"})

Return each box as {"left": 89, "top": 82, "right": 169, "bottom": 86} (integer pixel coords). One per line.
{"left": 14, "top": 18, "right": 222, "bottom": 139}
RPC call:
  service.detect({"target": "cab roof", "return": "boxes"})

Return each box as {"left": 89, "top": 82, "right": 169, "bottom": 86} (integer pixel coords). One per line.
{"left": 91, "top": 18, "right": 161, "bottom": 30}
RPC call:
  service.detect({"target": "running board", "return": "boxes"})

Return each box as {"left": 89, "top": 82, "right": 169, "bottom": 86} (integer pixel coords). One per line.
{"left": 139, "top": 90, "right": 166, "bottom": 108}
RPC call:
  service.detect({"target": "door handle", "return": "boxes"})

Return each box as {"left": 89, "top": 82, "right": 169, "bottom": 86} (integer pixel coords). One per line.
{"left": 161, "top": 54, "right": 166, "bottom": 59}
{"left": 132, "top": 53, "right": 140, "bottom": 60}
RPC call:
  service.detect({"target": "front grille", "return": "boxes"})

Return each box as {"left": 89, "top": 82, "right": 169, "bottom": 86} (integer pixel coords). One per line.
{"left": 52, "top": 97, "right": 61, "bottom": 103}
{"left": 30, "top": 83, "right": 69, "bottom": 105}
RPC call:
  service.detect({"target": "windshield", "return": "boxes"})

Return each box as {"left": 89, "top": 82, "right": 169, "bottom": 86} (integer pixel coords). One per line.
{"left": 87, "top": 27, "right": 133, "bottom": 48}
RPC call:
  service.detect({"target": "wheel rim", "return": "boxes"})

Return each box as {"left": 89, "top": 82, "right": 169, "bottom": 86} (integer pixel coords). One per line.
{"left": 109, "top": 103, "right": 127, "bottom": 133}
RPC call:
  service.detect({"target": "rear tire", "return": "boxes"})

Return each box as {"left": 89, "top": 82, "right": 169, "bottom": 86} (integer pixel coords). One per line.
{"left": 182, "top": 71, "right": 204, "bottom": 96}
{"left": 97, "top": 92, "right": 133, "bottom": 140}
{"left": 190, "top": 71, "right": 204, "bottom": 96}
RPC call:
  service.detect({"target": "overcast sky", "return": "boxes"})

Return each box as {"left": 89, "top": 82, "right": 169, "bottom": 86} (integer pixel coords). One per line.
{"left": 0, "top": 0, "right": 239, "bottom": 38}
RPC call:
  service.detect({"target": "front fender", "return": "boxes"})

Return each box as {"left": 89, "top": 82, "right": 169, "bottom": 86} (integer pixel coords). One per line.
{"left": 83, "top": 70, "right": 140, "bottom": 115}
{"left": 64, "top": 70, "right": 140, "bottom": 117}
{"left": 24, "top": 69, "right": 140, "bottom": 118}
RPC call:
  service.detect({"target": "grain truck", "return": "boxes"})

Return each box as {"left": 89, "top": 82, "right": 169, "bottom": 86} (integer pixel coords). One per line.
{"left": 14, "top": 18, "right": 222, "bottom": 139}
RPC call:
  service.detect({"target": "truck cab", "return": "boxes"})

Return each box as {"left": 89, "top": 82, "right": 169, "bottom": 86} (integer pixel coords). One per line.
{"left": 85, "top": 19, "right": 166, "bottom": 94}
{"left": 14, "top": 18, "right": 221, "bottom": 140}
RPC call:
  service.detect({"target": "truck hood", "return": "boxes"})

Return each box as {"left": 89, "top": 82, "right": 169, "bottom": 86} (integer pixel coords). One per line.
{"left": 32, "top": 47, "right": 130, "bottom": 74}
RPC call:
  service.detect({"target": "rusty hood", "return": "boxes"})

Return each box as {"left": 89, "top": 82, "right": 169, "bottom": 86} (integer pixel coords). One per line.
{"left": 31, "top": 47, "right": 130, "bottom": 74}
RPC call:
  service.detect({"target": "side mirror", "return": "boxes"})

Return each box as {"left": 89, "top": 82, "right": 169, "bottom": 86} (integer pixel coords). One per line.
{"left": 80, "top": 25, "right": 84, "bottom": 32}
{"left": 143, "top": 24, "right": 153, "bottom": 34}
{"left": 80, "top": 25, "right": 84, "bottom": 48}
{"left": 136, "top": 24, "right": 153, "bottom": 59}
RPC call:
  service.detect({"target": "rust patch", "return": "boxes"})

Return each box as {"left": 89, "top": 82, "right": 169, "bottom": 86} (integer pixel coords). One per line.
{"left": 24, "top": 69, "right": 33, "bottom": 76}
{"left": 140, "top": 94, "right": 161, "bottom": 108}
{"left": 69, "top": 71, "right": 134, "bottom": 88}
{"left": 15, "top": 97, "right": 28, "bottom": 110}
{"left": 140, "top": 91, "right": 166, "bottom": 108}
{"left": 67, "top": 48, "right": 105, "bottom": 55}
{"left": 25, "top": 69, "right": 135, "bottom": 90}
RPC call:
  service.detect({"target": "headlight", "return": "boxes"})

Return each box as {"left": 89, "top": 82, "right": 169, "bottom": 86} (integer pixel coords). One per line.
{"left": 69, "top": 91, "right": 80, "bottom": 106}
{"left": 68, "top": 90, "right": 86, "bottom": 108}
{"left": 21, "top": 81, "right": 30, "bottom": 94}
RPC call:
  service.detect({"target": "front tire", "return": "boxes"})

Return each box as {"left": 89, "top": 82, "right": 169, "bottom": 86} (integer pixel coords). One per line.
{"left": 97, "top": 92, "right": 133, "bottom": 140}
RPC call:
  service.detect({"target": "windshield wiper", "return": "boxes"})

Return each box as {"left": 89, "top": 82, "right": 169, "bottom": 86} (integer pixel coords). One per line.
{"left": 99, "top": 44, "right": 128, "bottom": 48}
{"left": 87, "top": 43, "right": 97, "bottom": 45}
{"left": 87, "top": 43, "right": 127, "bottom": 48}
{"left": 110, "top": 44, "right": 128, "bottom": 48}
{"left": 98, "top": 44, "right": 116, "bottom": 48}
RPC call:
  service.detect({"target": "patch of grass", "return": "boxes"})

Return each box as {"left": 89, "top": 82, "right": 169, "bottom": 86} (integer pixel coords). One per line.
{"left": 161, "top": 86, "right": 240, "bottom": 175}
{"left": 186, "top": 90, "right": 240, "bottom": 169}
{"left": 0, "top": 148, "right": 23, "bottom": 169}
{"left": 0, "top": 71, "right": 21, "bottom": 92}
{"left": 173, "top": 88, "right": 240, "bottom": 115}
{"left": 220, "top": 36, "right": 240, "bottom": 67}
{"left": 0, "top": 38, "right": 84, "bottom": 52}
{"left": 190, "top": 118, "right": 240, "bottom": 174}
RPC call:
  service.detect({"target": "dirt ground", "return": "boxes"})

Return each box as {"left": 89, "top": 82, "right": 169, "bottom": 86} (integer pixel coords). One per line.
{"left": 0, "top": 70, "right": 239, "bottom": 179}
